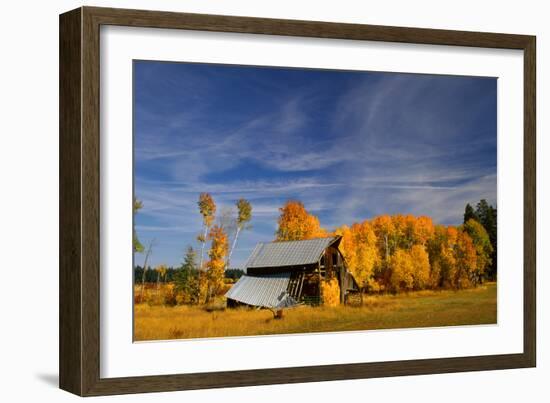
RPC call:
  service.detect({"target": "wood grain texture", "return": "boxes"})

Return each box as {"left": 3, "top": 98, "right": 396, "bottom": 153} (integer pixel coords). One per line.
{"left": 59, "top": 6, "right": 537, "bottom": 396}
{"left": 523, "top": 38, "right": 536, "bottom": 367}
{"left": 81, "top": 6, "right": 102, "bottom": 396}
{"left": 59, "top": 7, "right": 82, "bottom": 396}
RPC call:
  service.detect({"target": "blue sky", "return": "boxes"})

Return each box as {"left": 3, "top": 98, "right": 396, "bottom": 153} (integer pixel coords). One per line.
{"left": 133, "top": 61, "right": 497, "bottom": 269}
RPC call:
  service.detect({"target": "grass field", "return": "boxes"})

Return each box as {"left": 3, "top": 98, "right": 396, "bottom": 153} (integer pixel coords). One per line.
{"left": 134, "top": 282, "right": 497, "bottom": 341}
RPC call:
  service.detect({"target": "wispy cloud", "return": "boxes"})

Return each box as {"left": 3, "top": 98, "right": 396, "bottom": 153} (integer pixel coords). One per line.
{"left": 133, "top": 61, "right": 497, "bottom": 267}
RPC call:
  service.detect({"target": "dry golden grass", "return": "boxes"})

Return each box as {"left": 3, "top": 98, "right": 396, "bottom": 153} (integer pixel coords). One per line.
{"left": 134, "top": 282, "right": 497, "bottom": 341}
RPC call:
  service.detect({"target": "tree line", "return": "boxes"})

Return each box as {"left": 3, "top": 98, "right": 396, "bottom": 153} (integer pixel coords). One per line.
{"left": 275, "top": 199, "right": 497, "bottom": 293}
{"left": 134, "top": 194, "right": 496, "bottom": 305}
{"left": 133, "top": 265, "right": 244, "bottom": 284}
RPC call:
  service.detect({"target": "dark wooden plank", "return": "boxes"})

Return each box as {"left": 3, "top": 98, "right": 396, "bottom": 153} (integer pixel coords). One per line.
{"left": 57, "top": 6, "right": 537, "bottom": 396}
{"left": 86, "top": 6, "right": 532, "bottom": 49}
{"left": 59, "top": 7, "right": 83, "bottom": 396}
{"left": 81, "top": 6, "right": 102, "bottom": 396}
{"left": 87, "top": 353, "right": 531, "bottom": 396}
{"left": 523, "top": 37, "right": 536, "bottom": 367}
{"left": 59, "top": 10, "right": 82, "bottom": 394}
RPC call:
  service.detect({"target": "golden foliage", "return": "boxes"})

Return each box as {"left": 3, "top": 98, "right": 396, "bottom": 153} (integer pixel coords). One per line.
{"left": 335, "top": 221, "right": 380, "bottom": 291}
{"left": 133, "top": 197, "right": 144, "bottom": 253}
{"left": 389, "top": 246, "right": 432, "bottom": 292}
{"left": 155, "top": 264, "right": 168, "bottom": 283}
{"left": 198, "top": 192, "right": 216, "bottom": 227}
{"left": 337, "top": 214, "right": 480, "bottom": 293}
{"left": 371, "top": 215, "right": 395, "bottom": 259}
{"left": 275, "top": 200, "right": 327, "bottom": 241}
{"left": 390, "top": 249, "right": 415, "bottom": 291}
{"left": 205, "top": 225, "right": 229, "bottom": 301}
{"left": 236, "top": 198, "right": 252, "bottom": 225}
{"left": 412, "top": 216, "right": 435, "bottom": 246}
{"left": 427, "top": 225, "right": 478, "bottom": 289}
{"left": 409, "top": 244, "right": 431, "bottom": 289}
{"left": 454, "top": 230, "right": 477, "bottom": 289}
{"left": 321, "top": 278, "right": 340, "bottom": 306}
{"left": 462, "top": 218, "right": 493, "bottom": 284}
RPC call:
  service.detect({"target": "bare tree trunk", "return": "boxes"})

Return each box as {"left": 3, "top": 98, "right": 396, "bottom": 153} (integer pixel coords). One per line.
{"left": 197, "top": 224, "right": 208, "bottom": 303}
{"left": 226, "top": 226, "right": 241, "bottom": 269}
{"left": 198, "top": 224, "right": 207, "bottom": 270}
{"left": 140, "top": 240, "right": 154, "bottom": 303}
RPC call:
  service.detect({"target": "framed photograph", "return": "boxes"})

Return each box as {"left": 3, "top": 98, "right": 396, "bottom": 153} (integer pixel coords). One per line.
{"left": 59, "top": 6, "right": 536, "bottom": 396}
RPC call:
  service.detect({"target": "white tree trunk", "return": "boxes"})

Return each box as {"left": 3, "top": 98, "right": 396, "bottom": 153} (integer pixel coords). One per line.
{"left": 198, "top": 224, "right": 208, "bottom": 271}
{"left": 197, "top": 224, "right": 208, "bottom": 303}
{"left": 140, "top": 241, "right": 154, "bottom": 302}
{"left": 226, "top": 226, "right": 241, "bottom": 269}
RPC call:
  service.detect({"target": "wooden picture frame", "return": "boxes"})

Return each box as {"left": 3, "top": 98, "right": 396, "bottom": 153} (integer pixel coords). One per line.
{"left": 59, "top": 6, "right": 536, "bottom": 396}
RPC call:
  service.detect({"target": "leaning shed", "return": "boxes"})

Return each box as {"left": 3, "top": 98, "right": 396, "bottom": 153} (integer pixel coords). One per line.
{"left": 225, "top": 236, "right": 359, "bottom": 309}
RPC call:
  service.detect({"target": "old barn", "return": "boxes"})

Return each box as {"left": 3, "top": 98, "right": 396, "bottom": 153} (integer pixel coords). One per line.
{"left": 225, "top": 236, "right": 359, "bottom": 309}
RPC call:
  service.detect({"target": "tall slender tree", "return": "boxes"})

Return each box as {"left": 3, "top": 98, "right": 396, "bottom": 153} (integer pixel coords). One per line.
{"left": 155, "top": 264, "right": 168, "bottom": 290}
{"left": 139, "top": 239, "right": 155, "bottom": 302}
{"left": 371, "top": 215, "right": 395, "bottom": 261}
{"left": 133, "top": 197, "right": 144, "bottom": 253}
{"left": 226, "top": 198, "right": 252, "bottom": 269}
{"left": 463, "top": 203, "right": 477, "bottom": 224}
{"left": 197, "top": 193, "right": 216, "bottom": 271}
{"left": 205, "top": 225, "right": 228, "bottom": 303}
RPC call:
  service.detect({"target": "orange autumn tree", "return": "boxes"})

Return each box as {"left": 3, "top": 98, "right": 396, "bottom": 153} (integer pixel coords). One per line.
{"left": 369, "top": 215, "right": 435, "bottom": 291}
{"left": 335, "top": 221, "right": 380, "bottom": 292}
{"left": 205, "top": 224, "right": 228, "bottom": 303}
{"left": 334, "top": 225, "right": 356, "bottom": 268}
{"left": 454, "top": 230, "right": 478, "bottom": 289}
{"left": 462, "top": 218, "right": 493, "bottom": 285}
{"left": 409, "top": 244, "right": 431, "bottom": 289}
{"left": 382, "top": 214, "right": 435, "bottom": 250}
{"left": 428, "top": 225, "right": 458, "bottom": 288}
{"left": 389, "top": 249, "right": 415, "bottom": 291}
{"left": 275, "top": 200, "right": 327, "bottom": 241}
{"left": 389, "top": 245, "right": 431, "bottom": 292}
{"left": 389, "top": 214, "right": 409, "bottom": 249}
{"left": 412, "top": 216, "right": 435, "bottom": 246}
{"left": 427, "top": 225, "right": 477, "bottom": 289}
{"left": 371, "top": 215, "right": 395, "bottom": 261}
{"left": 272, "top": 203, "right": 486, "bottom": 293}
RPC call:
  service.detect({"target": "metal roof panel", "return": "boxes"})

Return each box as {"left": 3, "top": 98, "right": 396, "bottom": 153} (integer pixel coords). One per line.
{"left": 244, "top": 237, "right": 336, "bottom": 269}
{"left": 225, "top": 273, "right": 296, "bottom": 308}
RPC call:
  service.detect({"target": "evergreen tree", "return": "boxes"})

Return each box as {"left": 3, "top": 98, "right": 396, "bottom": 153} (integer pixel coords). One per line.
{"left": 474, "top": 200, "right": 498, "bottom": 280}
{"left": 174, "top": 246, "right": 200, "bottom": 304}
{"left": 463, "top": 203, "right": 477, "bottom": 224}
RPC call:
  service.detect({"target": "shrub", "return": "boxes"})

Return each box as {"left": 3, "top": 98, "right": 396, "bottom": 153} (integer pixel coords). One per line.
{"left": 162, "top": 283, "right": 178, "bottom": 306}
{"left": 321, "top": 278, "right": 340, "bottom": 306}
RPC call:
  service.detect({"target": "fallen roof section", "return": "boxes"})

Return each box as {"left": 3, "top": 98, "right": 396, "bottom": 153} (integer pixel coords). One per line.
{"left": 225, "top": 272, "right": 297, "bottom": 309}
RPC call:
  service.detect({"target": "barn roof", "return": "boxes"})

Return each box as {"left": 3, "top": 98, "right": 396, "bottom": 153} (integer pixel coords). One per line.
{"left": 244, "top": 236, "right": 339, "bottom": 269}
{"left": 225, "top": 272, "right": 297, "bottom": 308}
